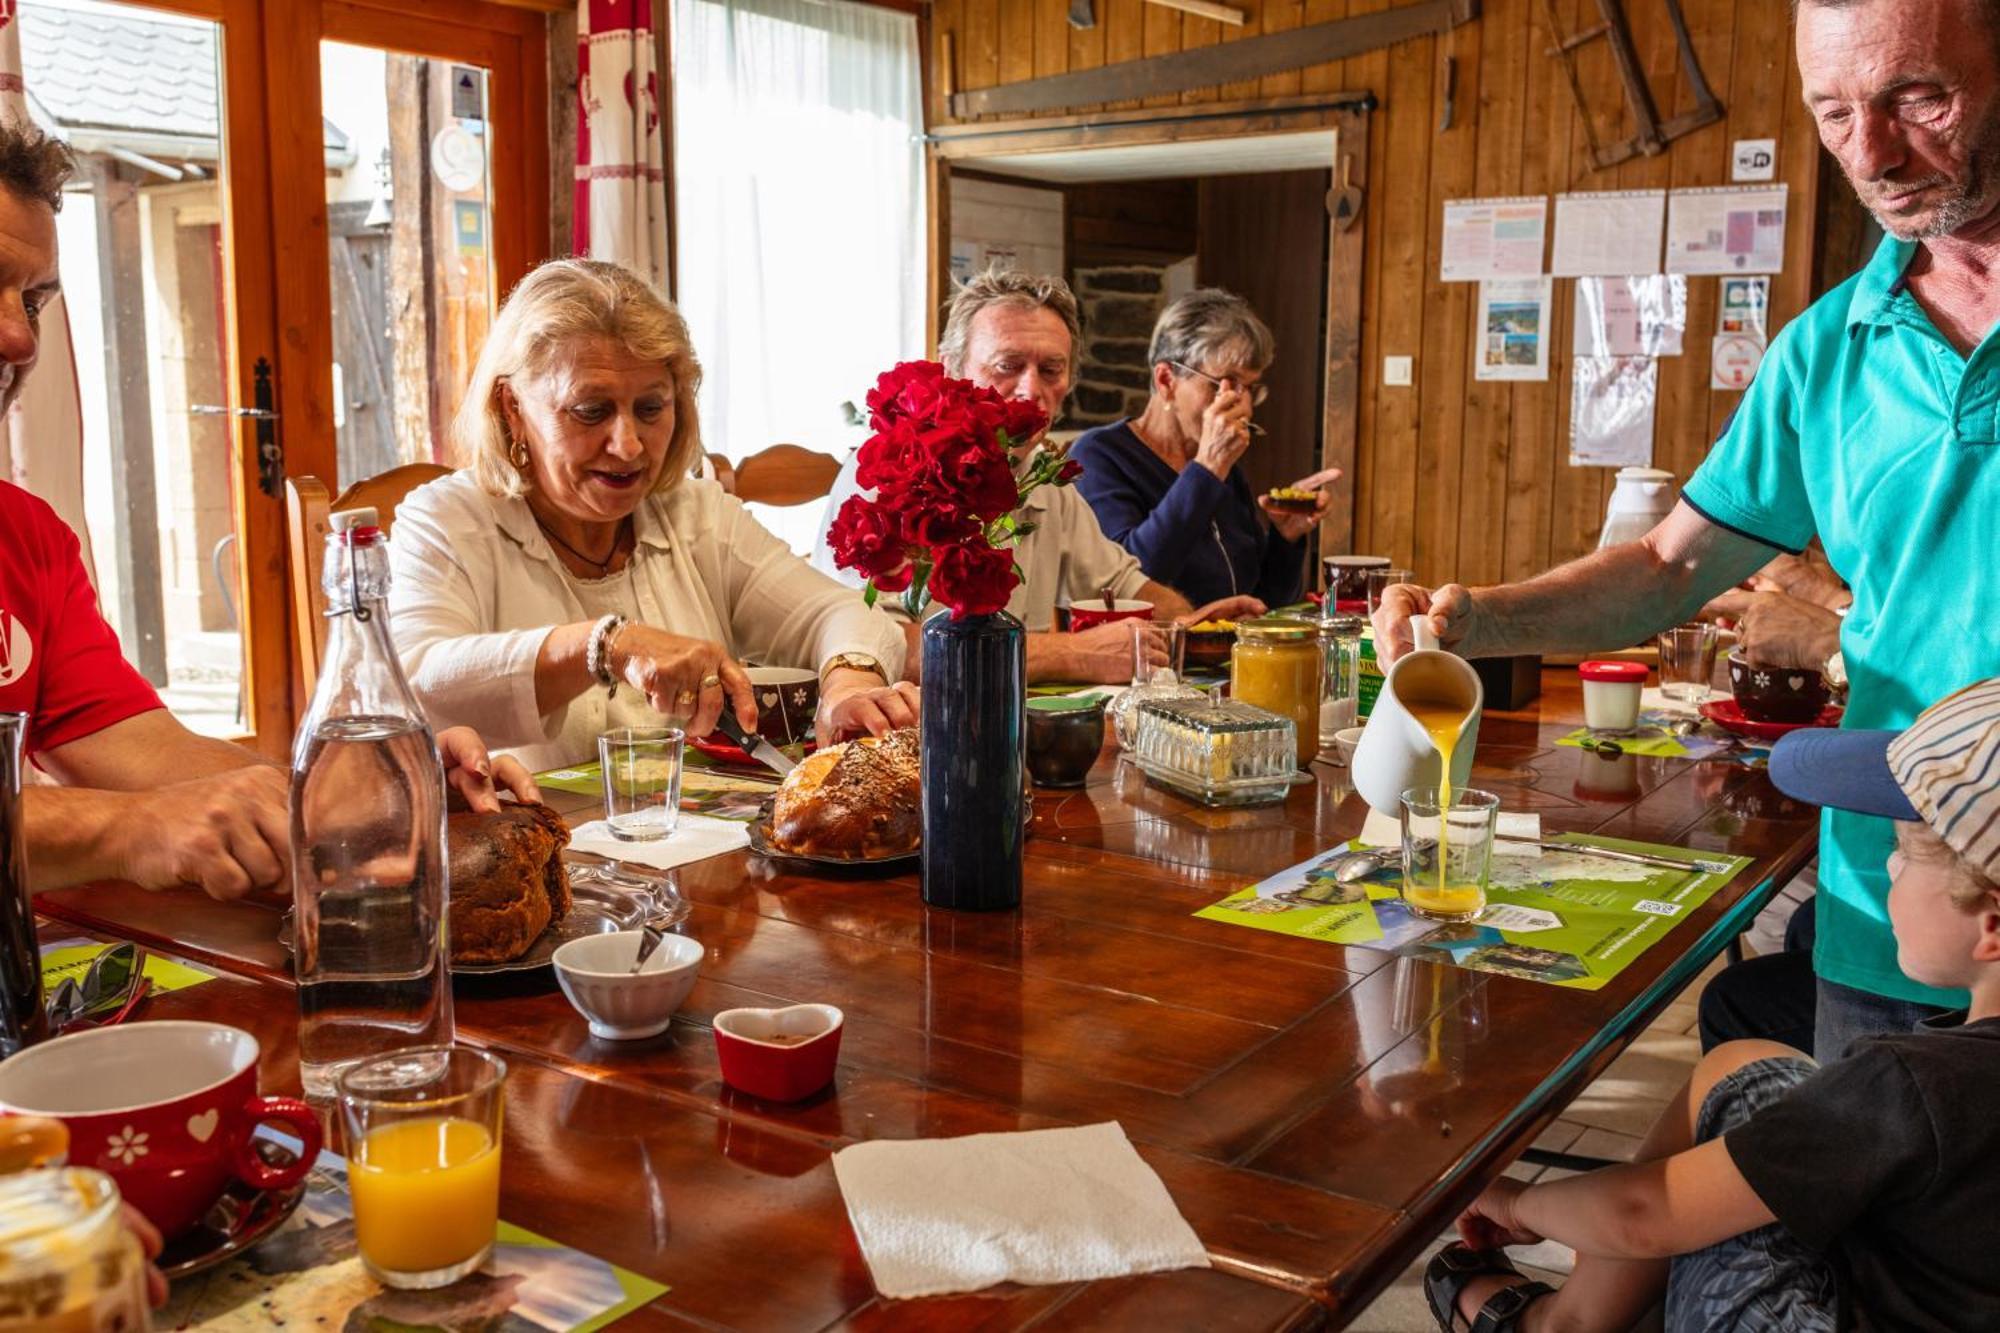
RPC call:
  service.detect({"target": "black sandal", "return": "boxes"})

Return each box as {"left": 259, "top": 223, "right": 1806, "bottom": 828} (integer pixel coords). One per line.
{"left": 1424, "top": 1242, "right": 1556, "bottom": 1332}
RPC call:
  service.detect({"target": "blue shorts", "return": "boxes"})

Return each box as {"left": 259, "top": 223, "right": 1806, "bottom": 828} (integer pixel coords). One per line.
{"left": 1664, "top": 1056, "right": 1838, "bottom": 1333}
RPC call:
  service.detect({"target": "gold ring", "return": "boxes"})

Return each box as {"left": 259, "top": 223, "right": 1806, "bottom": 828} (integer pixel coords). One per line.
{"left": 675, "top": 689, "right": 697, "bottom": 707}
{"left": 699, "top": 674, "right": 721, "bottom": 691}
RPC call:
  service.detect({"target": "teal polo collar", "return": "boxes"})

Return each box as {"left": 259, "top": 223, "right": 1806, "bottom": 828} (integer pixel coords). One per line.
{"left": 1845, "top": 234, "right": 1920, "bottom": 332}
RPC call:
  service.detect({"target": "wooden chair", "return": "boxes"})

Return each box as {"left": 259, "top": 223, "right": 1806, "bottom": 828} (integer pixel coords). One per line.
{"left": 285, "top": 463, "right": 451, "bottom": 698}
{"left": 727, "top": 443, "right": 843, "bottom": 507}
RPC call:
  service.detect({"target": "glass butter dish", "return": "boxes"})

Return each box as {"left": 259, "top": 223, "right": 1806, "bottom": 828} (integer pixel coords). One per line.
{"left": 1128, "top": 697, "right": 1301, "bottom": 806}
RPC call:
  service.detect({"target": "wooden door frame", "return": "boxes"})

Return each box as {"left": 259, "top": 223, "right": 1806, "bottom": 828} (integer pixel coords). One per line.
{"left": 925, "top": 94, "right": 1373, "bottom": 562}
{"left": 108, "top": 0, "right": 550, "bottom": 754}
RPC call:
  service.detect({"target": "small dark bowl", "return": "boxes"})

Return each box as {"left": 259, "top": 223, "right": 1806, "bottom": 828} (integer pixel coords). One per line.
{"left": 1264, "top": 493, "right": 1320, "bottom": 515}
{"left": 1184, "top": 626, "right": 1236, "bottom": 673}
{"left": 1026, "top": 697, "right": 1106, "bottom": 788}
{"left": 1727, "top": 651, "right": 1831, "bottom": 723}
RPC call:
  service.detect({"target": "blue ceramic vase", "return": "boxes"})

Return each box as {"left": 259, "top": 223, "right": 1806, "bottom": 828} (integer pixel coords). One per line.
{"left": 919, "top": 610, "right": 1027, "bottom": 911}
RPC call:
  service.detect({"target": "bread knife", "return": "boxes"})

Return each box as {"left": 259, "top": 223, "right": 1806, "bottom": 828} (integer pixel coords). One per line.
{"left": 714, "top": 711, "right": 797, "bottom": 778}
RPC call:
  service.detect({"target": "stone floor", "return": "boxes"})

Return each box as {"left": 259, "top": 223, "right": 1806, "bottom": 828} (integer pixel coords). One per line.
{"left": 1348, "top": 871, "right": 1815, "bottom": 1331}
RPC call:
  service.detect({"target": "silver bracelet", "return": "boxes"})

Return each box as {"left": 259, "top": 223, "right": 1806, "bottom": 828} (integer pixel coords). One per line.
{"left": 585, "top": 613, "right": 627, "bottom": 695}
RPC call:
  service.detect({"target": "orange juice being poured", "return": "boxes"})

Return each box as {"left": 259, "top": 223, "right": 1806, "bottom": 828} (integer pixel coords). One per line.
{"left": 1403, "top": 698, "right": 1488, "bottom": 921}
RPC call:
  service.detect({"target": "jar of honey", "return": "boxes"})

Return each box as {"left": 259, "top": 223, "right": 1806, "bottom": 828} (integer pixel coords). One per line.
{"left": 1230, "top": 617, "right": 1323, "bottom": 767}
{"left": 0, "top": 1168, "right": 151, "bottom": 1332}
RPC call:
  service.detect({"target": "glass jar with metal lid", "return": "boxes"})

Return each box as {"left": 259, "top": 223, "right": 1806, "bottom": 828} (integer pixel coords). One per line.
{"left": 1230, "top": 617, "right": 1323, "bottom": 767}
{"left": 0, "top": 1168, "right": 150, "bottom": 1332}
{"left": 1318, "top": 614, "right": 1365, "bottom": 751}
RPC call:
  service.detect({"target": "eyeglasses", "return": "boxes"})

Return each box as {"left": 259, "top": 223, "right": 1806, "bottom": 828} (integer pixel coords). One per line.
{"left": 1170, "top": 361, "right": 1269, "bottom": 407}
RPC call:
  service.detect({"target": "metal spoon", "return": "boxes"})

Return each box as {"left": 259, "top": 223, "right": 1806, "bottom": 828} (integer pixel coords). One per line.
{"left": 1333, "top": 848, "right": 1396, "bottom": 883}
{"left": 628, "top": 923, "right": 667, "bottom": 974}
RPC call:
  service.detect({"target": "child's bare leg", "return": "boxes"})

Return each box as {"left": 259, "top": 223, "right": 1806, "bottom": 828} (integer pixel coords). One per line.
{"left": 1452, "top": 1040, "right": 1805, "bottom": 1332}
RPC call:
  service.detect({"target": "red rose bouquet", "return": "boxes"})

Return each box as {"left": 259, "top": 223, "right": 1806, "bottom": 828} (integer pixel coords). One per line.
{"left": 826, "top": 361, "right": 1082, "bottom": 619}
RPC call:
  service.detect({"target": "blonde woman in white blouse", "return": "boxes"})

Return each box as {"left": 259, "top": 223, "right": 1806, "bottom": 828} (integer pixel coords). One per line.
{"left": 389, "top": 259, "right": 917, "bottom": 773}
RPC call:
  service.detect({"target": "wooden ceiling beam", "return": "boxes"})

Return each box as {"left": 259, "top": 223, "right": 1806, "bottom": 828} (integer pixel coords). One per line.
{"left": 949, "top": 0, "right": 1476, "bottom": 119}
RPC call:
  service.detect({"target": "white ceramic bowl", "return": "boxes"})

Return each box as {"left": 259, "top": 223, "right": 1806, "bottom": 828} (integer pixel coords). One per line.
{"left": 1332, "top": 726, "right": 1365, "bottom": 767}
{"left": 552, "top": 931, "right": 704, "bottom": 1041}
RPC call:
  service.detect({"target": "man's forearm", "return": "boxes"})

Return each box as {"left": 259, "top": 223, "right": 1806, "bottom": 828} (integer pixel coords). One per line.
{"left": 1140, "top": 580, "right": 1193, "bottom": 620}
{"left": 38, "top": 711, "right": 267, "bottom": 792}
{"left": 1460, "top": 516, "right": 1770, "bottom": 659}
{"left": 1025, "top": 631, "right": 1076, "bottom": 683}
{"left": 22, "top": 787, "right": 134, "bottom": 892}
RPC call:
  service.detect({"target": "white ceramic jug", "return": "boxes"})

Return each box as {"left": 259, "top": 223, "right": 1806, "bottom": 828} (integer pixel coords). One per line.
{"left": 1351, "top": 620, "right": 1484, "bottom": 816}
{"left": 1598, "top": 467, "right": 1677, "bottom": 549}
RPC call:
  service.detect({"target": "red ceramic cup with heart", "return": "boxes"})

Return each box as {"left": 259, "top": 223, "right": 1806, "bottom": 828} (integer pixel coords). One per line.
{"left": 1067, "top": 600, "right": 1154, "bottom": 634}
{"left": 0, "top": 1020, "right": 321, "bottom": 1238}
{"left": 713, "top": 1004, "right": 843, "bottom": 1102}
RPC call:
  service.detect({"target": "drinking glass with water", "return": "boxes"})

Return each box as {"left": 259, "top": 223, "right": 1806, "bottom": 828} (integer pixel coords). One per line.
{"left": 600, "top": 727, "right": 684, "bottom": 841}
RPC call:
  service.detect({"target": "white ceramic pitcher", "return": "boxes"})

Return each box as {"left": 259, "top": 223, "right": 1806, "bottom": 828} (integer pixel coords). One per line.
{"left": 1351, "top": 620, "right": 1484, "bottom": 816}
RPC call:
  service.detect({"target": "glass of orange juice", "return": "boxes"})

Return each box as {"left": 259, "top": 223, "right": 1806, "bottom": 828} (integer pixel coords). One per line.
{"left": 336, "top": 1046, "right": 507, "bottom": 1288}
{"left": 1399, "top": 786, "right": 1500, "bottom": 922}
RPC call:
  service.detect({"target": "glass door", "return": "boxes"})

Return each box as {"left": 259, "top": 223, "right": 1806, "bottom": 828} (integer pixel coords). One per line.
{"left": 21, "top": 0, "right": 283, "bottom": 742}
{"left": 19, "top": 0, "right": 547, "bottom": 754}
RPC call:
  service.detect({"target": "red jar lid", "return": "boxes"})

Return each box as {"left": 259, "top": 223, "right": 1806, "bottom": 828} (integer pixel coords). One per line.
{"left": 1578, "top": 660, "right": 1649, "bottom": 683}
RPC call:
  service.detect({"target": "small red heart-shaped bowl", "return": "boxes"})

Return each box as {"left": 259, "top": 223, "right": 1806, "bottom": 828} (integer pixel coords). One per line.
{"left": 712, "top": 1004, "right": 843, "bottom": 1102}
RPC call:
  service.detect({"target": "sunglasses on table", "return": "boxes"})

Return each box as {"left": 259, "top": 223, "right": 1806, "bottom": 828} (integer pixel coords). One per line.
{"left": 45, "top": 941, "right": 152, "bottom": 1034}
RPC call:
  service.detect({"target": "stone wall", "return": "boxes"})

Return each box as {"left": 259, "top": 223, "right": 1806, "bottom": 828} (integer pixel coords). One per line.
{"left": 1068, "top": 264, "right": 1173, "bottom": 428}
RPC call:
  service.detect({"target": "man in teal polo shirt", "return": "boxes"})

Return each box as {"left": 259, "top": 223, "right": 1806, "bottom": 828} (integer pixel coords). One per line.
{"left": 1374, "top": 0, "right": 2000, "bottom": 1061}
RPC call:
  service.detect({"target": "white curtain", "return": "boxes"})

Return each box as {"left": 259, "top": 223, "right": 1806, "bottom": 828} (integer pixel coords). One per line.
{"left": 670, "top": 0, "right": 924, "bottom": 478}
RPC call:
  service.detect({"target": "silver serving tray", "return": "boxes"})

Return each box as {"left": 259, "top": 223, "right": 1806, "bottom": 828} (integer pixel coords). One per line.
{"left": 277, "top": 880, "right": 653, "bottom": 976}
{"left": 747, "top": 815, "right": 918, "bottom": 869}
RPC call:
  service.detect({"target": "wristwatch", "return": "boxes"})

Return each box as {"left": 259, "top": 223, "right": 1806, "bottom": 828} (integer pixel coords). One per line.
{"left": 1823, "top": 649, "right": 1849, "bottom": 700}
{"left": 820, "top": 653, "right": 885, "bottom": 684}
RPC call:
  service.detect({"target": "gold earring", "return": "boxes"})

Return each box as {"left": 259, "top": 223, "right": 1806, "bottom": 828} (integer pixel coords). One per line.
{"left": 508, "top": 437, "right": 530, "bottom": 470}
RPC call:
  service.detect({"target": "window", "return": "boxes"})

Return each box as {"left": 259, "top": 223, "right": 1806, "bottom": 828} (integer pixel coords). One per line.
{"left": 670, "top": 0, "right": 924, "bottom": 551}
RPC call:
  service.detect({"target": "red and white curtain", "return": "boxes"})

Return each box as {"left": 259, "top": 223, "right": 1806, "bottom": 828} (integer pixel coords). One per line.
{"left": 0, "top": 1, "right": 95, "bottom": 577}
{"left": 574, "top": 0, "right": 669, "bottom": 290}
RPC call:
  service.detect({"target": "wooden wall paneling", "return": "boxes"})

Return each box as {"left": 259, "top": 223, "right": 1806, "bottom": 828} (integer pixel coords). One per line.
{"left": 1036, "top": 0, "right": 1072, "bottom": 84}
{"left": 1651, "top": 0, "right": 1733, "bottom": 496}
{"left": 1499, "top": 0, "right": 1563, "bottom": 584}
{"left": 1320, "top": 108, "right": 1368, "bottom": 560}
{"left": 935, "top": 0, "right": 966, "bottom": 120}
{"left": 1410, "top": 22, "right": 1479, "bottom": 584}
{"left": 1177, "top": 1, "right": 1222, "bottom": 107}
{"left": 1260, "top": 0, "right": 1307, "bottom": 99}
{"left": 1451, "top": 0, "right": 1525, "bottom": 589}
{"left": 549, "top": 8, "right": 578, "bottom": 259}
{"left": 963, "top": 0, "right": 1002, "bottom": 112}
{"left": 1338, "top": 0, "right": 1390, "bottom": 562}
{"left": 1001, "top": 0, "right": 1037, "bottom": 89}
{"left": 1069, "top": 0, "right": 1108, "bottom": 84}
{"left": 1542, "top": 0, "right": 1617, "bottom": 566}
{"left": 1363, "top": 24, "right": 1435, "bottom": 569}
{"left": 1142, "top": 0, "right": 1183, "bottom": 108}
{"left": 1104, "top": 0, "right": 1148, "bottom": 110}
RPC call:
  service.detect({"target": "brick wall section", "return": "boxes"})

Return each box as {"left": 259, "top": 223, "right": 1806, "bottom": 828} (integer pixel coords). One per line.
{"left": 1069, "top": 265, "right": 1169, "bottom": 427}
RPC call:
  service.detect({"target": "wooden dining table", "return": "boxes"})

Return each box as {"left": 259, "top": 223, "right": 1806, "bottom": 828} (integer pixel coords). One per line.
{"left": 34, "top": 670, "right": 1820, "bottom": 1330}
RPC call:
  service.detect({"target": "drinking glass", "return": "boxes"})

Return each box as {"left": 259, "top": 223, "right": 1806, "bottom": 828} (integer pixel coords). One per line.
{"left": 1656, "top": 623, "right": 1720, "bottom": 701}
{"left": 1132, "top": 620, "right": 1187, "bottom": 685}
{"left": 1399, "top": 786, "right": 1500, "bottom": 923}
{"left": 1366, "top": 567, "right": 1416, "bottom": 617}
{"left": 599, "top": 727, "right": 684, "bottom": 841}
{"left": 338, "top": 1046, "right": 507, "bottom": 1289}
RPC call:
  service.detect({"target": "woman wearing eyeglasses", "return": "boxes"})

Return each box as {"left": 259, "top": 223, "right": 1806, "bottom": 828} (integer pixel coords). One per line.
{"left": 1066, "top": 288, "right": 1338, "bottom": 610}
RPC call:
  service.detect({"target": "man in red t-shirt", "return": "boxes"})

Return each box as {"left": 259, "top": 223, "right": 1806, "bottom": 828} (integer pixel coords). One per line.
{"left": 2, "top": 124, "right": 532, "bottom": 901}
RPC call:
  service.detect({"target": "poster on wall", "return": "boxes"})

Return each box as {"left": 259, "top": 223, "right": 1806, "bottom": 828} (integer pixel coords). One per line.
{"left": 1711, "top": 334, "right": 1767, "bottom": 391}
{"left": 1718, "top": 276, "right": 1770, "bottom": 338}
{"left": 1475, "top": 278, "right": 1553, "bottom": 382}
{"left": 1551, "top": 190, "right": 1666, "bottom": 276}
{"left": 1665, "top": 185, "right": 1789, "bottom": 275}
{"left": 1441, "top": 196, "right": 1549, "bottom": 282}
{"left": 1573, "top": 275, "right": 1687, "bottom": 358}
{"left": 1571, "top": 356, "right": 1659, "bottom": 467}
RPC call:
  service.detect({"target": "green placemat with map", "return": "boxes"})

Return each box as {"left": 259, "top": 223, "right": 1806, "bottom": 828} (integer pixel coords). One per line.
{"left": 162, "top": 1134, "right": 665, "bottom": 1330}
{"left": 1197, "top": 834, "right": 1750, "bottom": 990}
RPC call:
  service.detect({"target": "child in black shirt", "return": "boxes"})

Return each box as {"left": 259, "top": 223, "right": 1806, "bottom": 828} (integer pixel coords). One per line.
{"left": 1429, "top": 677, "right": 2000, "bottom": 1332}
